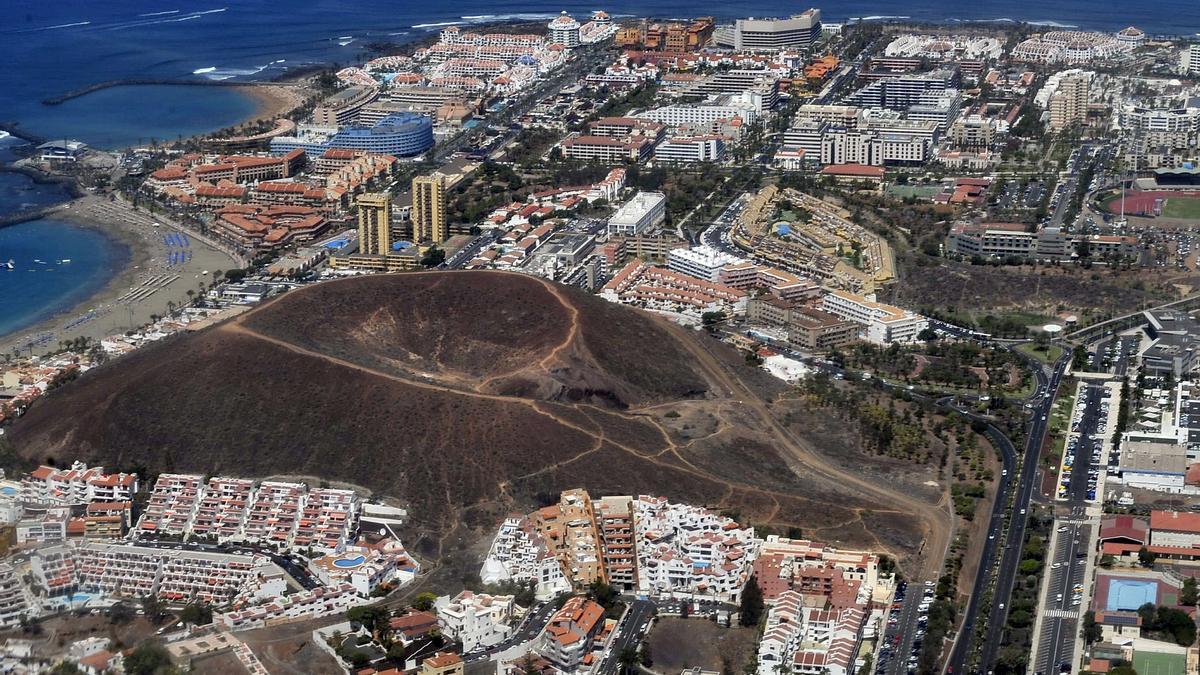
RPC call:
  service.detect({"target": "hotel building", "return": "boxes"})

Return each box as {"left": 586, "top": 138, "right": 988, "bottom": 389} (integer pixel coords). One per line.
{"left": 820, "top": 290, "right": 928, "bottom": 345}
{"left": 412, "top": 175, "right": 448, "bottom": 243}
{"left": 357, "top": 193, "right": 392, "bottom": 255}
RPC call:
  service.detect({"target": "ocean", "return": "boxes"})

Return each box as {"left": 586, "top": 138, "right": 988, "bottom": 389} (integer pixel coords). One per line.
{"left": 0, "top": 0, "right": 1198, "bottom": 341}
{"left": 2, "top": 0, "right": 1198, "bottom": 150}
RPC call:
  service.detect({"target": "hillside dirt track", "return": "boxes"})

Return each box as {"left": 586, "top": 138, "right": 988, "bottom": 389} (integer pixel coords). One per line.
{"left": 11, "top": 271, "right": 952, "bottom": 581}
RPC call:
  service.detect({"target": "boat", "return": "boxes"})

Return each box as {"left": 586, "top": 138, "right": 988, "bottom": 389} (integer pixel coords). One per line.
{"left": 34, "top": 259, "right": 46, "bottom": 264}
{"left": 3, "top": 260, "right": 13, "bottom": 270}
{"left": 59, "top": 259, "right": 71, "bottom": 264}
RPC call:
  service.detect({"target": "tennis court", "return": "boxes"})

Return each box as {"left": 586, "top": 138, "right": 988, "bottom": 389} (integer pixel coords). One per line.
{"left": 1134, "top": 650, "right": 1186, "bottom": 675}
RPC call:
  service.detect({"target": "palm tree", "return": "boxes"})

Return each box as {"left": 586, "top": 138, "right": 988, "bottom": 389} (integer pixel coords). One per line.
{"left": 617, "top": 646, "right": 640, "bottom": 675}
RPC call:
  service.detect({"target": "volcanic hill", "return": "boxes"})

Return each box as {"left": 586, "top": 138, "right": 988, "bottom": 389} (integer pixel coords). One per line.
{"left": 9, "top": 271, "right": 947, "bottom": 569}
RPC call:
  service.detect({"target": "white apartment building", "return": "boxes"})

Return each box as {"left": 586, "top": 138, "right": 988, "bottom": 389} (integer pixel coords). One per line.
{"left": 480, "top": 516, "right": 571, "bottom": 600}
{"left": 783, "top": 119, "right": 828, "bottom": 158}
{"left": 1183, "top": 44, "right": 1200, "bottom": 76}
{"left": 608, "top": 191, "right": 667, "bottom": 236}
{"left": 136, "top": 474, "right": 358, "bottom": 554}
{"left": 547, "top": 12, "right": 581, "bottom": 48}
{"left": 757, "top": 591, "right": 869, "bottom": 675}
{"left": 218, "top": 583, "right": 359, "bottom": 631}
{"left": 0, "top": 564, "right": 30, "bottom": 629}
{"left": 654, "top": 136, "right": 726, "bottom": 163}
{"left": 668, "top": 245, "right": 743, "bottom": 282}
{"left": 637, "top": 103, "right": 759, "bottom": 128}
{"left": 22, "top": 462, "right": 138, "bottom": 507}
{"left": 16, "top": 507, "right": 69, "bottom": 545}
{"left": 34, "top": 542, "right": 285, "bottom": 606}
{"left": 435, "top": 591, "right": 515, "bottom": 651}
{"left": 820, "top": 290, "right": 928, "bottom": 345}
{"left": 821, "top": 129, "right": 930, "bottom": 166}
{"left": 560, "top": 135, "right": 653, "bottom": 164}
{"left": 733, "top": 9, "right": 822, "bottom": 51}
{"left": 633, "top": 495, "right": 761, "bottom": 602}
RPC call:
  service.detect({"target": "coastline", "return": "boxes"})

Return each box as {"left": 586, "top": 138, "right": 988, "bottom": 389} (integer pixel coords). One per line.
{"left": 231, "top": 82, "right": 309, "bottom": 124}
{"left": 0, "top": 196, "right": 238, "bottom": 356}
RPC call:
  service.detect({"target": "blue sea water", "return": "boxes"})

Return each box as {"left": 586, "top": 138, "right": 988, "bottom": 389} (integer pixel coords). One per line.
{"left": 0, "top": 218, "right": 126, "bottom": 341}
{"left": 2, "top": 0, "right": 1198, "bottom": 150}
{"left": 0, "top": 0, "right": 1198, "bottom": 341}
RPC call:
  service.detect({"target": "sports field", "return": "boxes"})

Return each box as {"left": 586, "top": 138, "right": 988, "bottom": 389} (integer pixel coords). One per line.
{"left": 1162, "top": 196, "right": 1200, "bottom": 220}
{"left": 1133, "top": 650, "right": 1186, "bottom": 675}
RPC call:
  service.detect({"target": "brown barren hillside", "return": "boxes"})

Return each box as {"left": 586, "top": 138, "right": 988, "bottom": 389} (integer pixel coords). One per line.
{"left": 240, "top": 272, "right": 709, "bottom": 406}
{"left": 9, "top": 271, "right": 951, "bottom": 578}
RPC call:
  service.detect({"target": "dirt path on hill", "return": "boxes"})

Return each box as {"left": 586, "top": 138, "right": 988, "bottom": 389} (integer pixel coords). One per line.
{"left": 647, "top": 316, "right": 954, "bottom": 581}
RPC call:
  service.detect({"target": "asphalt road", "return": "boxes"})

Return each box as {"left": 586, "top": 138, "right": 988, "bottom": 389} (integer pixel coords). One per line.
{"left": 598, "top": 600, "right": 656, "bottom": 674}
{"left": 463, "top": 600, "right": 558, "bottom": 663}
{"left": 967, "top": 355, "right": 1069, "bottom": 673}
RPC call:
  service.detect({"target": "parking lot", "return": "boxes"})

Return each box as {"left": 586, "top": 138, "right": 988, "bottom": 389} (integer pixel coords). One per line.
{"left": 1089, "top": 336, "right": 1140, "bottom": 377}
{"left": 1056, "top": 385, "right": 1109, "bottom": 503}
{"left": 877, "top": 579, "right": 935, "bottom": 675}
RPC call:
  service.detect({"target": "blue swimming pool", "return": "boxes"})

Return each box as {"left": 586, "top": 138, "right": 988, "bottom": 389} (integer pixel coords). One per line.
{"left": 0, "top": 487, "right": 15, "bottom": 496}
{"left": 69, "top": 593, "right": 91, "bottom": 603}
{"left": 333, "top": 555, "right": 366, "bottom": 568}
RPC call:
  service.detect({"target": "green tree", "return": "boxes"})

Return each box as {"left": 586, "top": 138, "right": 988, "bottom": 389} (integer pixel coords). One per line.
{"left": 413, "top": 592, "right": 438, "bottom": 612}
{"left": 107, "top": 600, "right": 135, "bottom": 625}
{"left": 640, "top": 643, "right": 653, "bottom": 667}
{"left": 421, "top": 246, "right": 446, "bottom": 267}
{"left": 618, "top": 646, "right": 640, "bottom": 675}
{"left": 346, "top": 605, "right": 391, "bottom": 637}
{"left": 1138, "top": 546, "right": 1157, "bottom": 567}
{"left": 124, "top": 640, "right": 175, "bottom": 675}
{"left": 739, "top": 574, "right": 765, "bottom": 627}
{"left": 179, "top": 601, "right": 212, "bottom": 626}
{"left": 140, "top": 595, "right": 164, "bottom": 625}
{"left": 1182, "top": 577, "right": 1198, "bottom": 606}
{"left": 587, "top": 580, "right": 619, "bottom": 609}
{"left": 1072, "top": 344, "right": 1089, "bottom": 371}
{"left": 1083, "top": 611, "right": 1102, "bottom": 643}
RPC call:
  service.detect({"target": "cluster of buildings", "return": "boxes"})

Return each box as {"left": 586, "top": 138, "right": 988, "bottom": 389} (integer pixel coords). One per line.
{"left": 1115, "top": 98, "right": 1200, "bottom": 169}
{"left": 730, "top": 186, "right": 894, "bottom": 293}
{"left": 134, "top": 473, "right": 361, "bottom": 554}
{"left": 1011, "top": 29, "right": 1139, "bottom": 65}
{"left": 480, "top": 490, "right": 761, "bottom": 603}
{"left": 0, "top": 459, "right": 420, "bottom": 635}
{"left": 751, "top": 535, "right": 889, "bottom": 675}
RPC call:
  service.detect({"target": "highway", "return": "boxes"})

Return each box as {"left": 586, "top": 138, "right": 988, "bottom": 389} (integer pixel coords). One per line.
{"left": 960, "top": 354, "right": 1069, "bottom": 674}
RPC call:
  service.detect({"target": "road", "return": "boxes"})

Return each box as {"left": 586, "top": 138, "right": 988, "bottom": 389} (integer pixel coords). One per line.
{"left": 1032, "top": 384, "right": 1109, "bottom": 675}
{"left": 598, "top": 600, "right": 656, "bottom": 674}
{"left": 463, "top": 600, "right": 559, "bottom": 664}
{"left": 970, "top": 354, "right": 1068, "bottom": 673}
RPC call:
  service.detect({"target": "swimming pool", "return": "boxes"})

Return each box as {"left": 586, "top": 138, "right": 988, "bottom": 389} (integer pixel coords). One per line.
{"left": 333, "top": 555, "right": 366, "bottom": 568}
{"left": 69, "top": 592, "right": 91, "bottom": 603}
{"left": 1106, "top": 578, "right": 1157, "bottom": 611}
{"left": 0, "top": 487, "right": 14, "bottom": 496}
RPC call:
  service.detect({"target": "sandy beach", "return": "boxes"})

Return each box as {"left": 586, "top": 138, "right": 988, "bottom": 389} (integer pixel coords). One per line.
{"left": 0, "top": 195, "right": 239, "bottom": 357}
{"left": 234, "top": 82, "right": 309, "bottom": 123}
